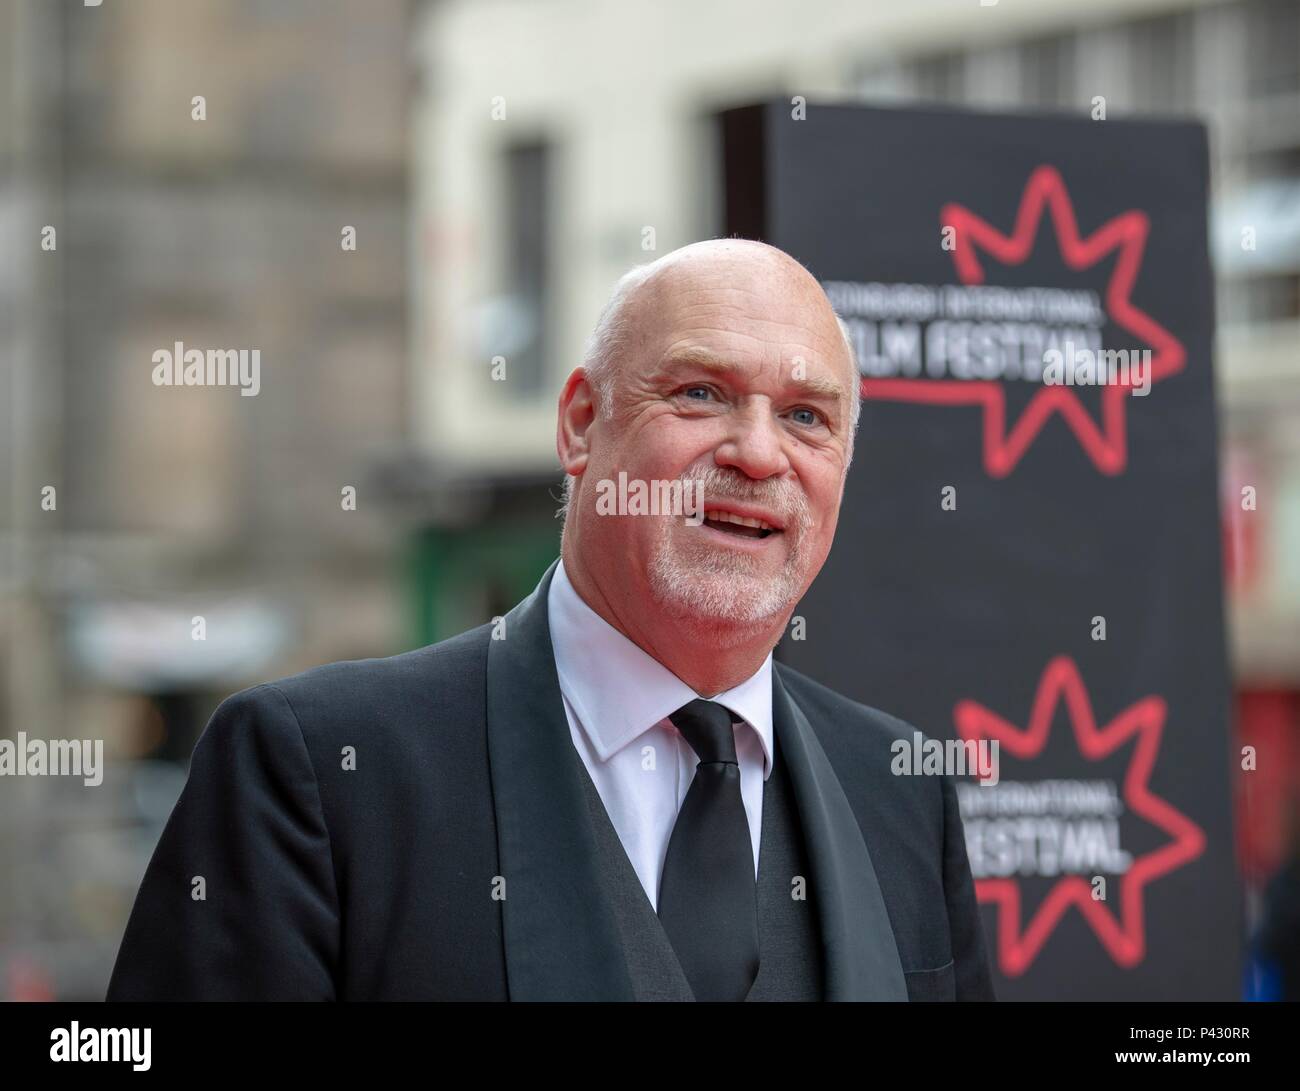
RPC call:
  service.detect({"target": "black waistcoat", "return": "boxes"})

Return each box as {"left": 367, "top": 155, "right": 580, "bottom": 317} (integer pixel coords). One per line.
{"left": 574, "top": 729, "right": 824, "bottom": 1001}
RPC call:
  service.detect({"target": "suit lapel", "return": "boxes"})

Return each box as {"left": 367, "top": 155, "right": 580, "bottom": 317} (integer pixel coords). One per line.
{"left": 486, "top": 557, "right": 906, "bottom": 1001}
{"left": 485, "top": 559, "right": 635, "bottom": 1000}
{"left": 772, "top": 668, "right": 908, "bottom": 1000}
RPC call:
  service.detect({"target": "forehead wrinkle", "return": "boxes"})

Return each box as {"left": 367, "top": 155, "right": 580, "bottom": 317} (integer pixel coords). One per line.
{"left": 665, "top": 284, "right": 845, "bottom": 339}
{"left": 662, "top": 313, "right": 852, "bottom": 385}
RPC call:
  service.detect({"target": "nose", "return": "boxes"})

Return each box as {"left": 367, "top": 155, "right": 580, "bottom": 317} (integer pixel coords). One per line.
{"left": 714, "top": 400, "right": 791, "bottom": 480}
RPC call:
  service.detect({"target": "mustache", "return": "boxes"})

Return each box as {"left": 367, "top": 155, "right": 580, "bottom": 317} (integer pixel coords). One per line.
{"left": 681, "top": 464, "right": 812, "bottom": 534}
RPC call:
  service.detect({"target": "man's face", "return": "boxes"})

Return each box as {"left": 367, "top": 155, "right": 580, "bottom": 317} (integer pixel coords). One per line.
{"left": 576, "top": 251, "right": 856, "bottom": 627}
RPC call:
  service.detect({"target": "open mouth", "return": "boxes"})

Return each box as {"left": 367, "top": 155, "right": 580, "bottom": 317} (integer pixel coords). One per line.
{"left": 700, "top": 509, "right": 779, "bottom": 540}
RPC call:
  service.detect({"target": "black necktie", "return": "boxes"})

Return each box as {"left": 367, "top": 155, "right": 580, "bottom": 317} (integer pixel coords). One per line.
{"left": 657, "top": 698, "right": 760, "bottom": 1001}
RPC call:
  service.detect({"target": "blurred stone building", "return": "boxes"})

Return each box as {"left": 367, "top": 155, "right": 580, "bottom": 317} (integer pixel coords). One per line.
{"left": 1, "top": 0, "right": 414, "bottom": 998}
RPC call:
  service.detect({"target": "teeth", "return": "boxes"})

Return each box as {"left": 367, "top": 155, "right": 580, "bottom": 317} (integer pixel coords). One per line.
{"left": 704, "top": 509, "right": 775, "bottom": 532}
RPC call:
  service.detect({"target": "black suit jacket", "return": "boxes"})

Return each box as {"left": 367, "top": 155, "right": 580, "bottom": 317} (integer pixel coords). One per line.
{"left": 107, "top": 559, "right": 994, "bottom": 1001}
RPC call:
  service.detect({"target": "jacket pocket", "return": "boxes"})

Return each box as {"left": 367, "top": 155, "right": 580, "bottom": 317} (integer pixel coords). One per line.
{"left": 903, "top": 959, "right": 956, "bottom": 1002}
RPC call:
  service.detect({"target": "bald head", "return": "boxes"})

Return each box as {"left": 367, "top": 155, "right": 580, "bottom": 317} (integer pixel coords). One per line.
{"left": 581, "top": 239, "right": 860, "bottom": 453}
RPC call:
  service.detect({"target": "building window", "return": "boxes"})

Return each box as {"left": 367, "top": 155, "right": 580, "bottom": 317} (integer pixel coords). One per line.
{"left": 912, "top": 52, "right": 965, "bottom": 103}
{"left": 1019, "top": 33, "right": 1077, "bottom": 110}
{"left": 1129, "top": 12, "right": 1195, "bottom": 114}
{"left": 1246, "top": 0, "right": 1300, "bottom": 96}
{"left": 497, "top": 140, "right": 551, "bottom": 400}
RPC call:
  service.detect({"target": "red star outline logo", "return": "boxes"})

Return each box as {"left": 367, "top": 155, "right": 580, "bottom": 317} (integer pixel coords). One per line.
{"left": 953, "top": 656, "right": 1205, "bottom": 975}
{"left": 861, "top": 165, "right": 1186, "bottom": 477}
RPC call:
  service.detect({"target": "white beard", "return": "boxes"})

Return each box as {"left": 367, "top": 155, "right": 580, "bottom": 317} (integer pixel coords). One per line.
{"left": 645, "top": 465, "right": 812, "bottom": 629}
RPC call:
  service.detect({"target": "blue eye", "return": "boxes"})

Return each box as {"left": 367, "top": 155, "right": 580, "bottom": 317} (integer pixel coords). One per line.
{"left": 790, "top": 407, "right": 819, "bottom": 426}
{"left": 682, "top": 386, "right": 712, "bottom": 400}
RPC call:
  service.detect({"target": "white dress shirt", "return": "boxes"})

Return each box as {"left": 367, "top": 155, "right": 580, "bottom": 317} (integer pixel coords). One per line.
{"left": 548, "top": 558, "right": 774, "bottom": 911}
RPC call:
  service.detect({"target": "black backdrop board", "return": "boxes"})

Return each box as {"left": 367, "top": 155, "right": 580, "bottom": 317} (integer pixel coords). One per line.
{"left": 723, "top": 101, "right": 1240, "bottom": 1000}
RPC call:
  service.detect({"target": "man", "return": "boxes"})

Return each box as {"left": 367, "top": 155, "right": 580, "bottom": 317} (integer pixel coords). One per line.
{"left": 108, "top": 239, "right": 994, "bottom": 1002}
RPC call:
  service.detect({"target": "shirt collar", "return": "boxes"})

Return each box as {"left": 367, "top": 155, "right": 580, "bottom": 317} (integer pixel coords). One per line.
{"left": 548, "top": 558, "right": 774, "bottom": 778}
